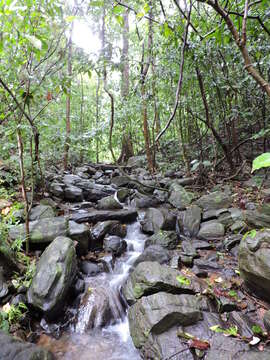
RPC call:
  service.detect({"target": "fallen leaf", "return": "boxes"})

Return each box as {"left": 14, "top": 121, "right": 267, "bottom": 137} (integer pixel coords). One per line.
{"left": 188, "top": 339, "right": 210, "bottom": 350}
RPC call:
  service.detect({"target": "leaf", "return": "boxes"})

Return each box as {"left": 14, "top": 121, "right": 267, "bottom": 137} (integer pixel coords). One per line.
{"left": 252, "top": 325, "right": 263, "bottom": 335}
{"left": 252, "top": 153, "right": 270, "bottom": 173}
{"left": 176, "top": 275, "right": 191, "bottom": 286}
{"left": 113, "top": 5, "right": 124, "bottom": 15}
{"left": 188, "top": 339, "right": 210, "bottom": 350}
{"left": 65, "top": 15, "right": 76, "bottom": 23}
{"left": 163, "top": 22, "right": 173, "bottom": 38}
{"left": 116, "top": 15, "right": 124, "bottom": 27}
{"left": 24, "top": 34, "right": 42, "bottom": 50}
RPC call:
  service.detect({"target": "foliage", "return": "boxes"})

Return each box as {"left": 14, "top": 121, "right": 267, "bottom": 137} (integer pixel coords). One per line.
{"left": 252, "top": 153, "right": 270, "bottom": 173}
{"left": 0, "top": 302, "right": 28, "bottom": 333}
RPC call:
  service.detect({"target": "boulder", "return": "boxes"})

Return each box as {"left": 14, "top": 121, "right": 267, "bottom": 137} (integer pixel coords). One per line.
{"left": 140, "top": 208, "right": 165, "bottom": 234}
{"left": 244, "top": 209, "right": 270, "bottom": 228}
{"left": 80, "top": 261, "right": 101, "bottom": 276}
{"left": 68, "top": 221, "right": 90, "bottom": 255}
{"left": 127, "top": 155, "right": 146, "bottom": 167}
{"left": 198, "top": 221, "right": 225, "bottom": 240}
{"left": 103, "top": 236, "right": 127, "bottom": 256}
{"left": 111, "top": 176, "right": 131, "bottom": 188}
{"left": 0, "top": 267, "right": 8, "bottom": 299}
{"left": 239, "top": 229, "right": 270, "bottom": 299}
{"left": 27, "top": 236, "right": 77, "bottom": 319}
{"left": 133, "top": 245, "right": 170, "bottom": 267}
{"left": 91, "top": 220, "right": 126, "bottom": 248}
{"left": 0, "top": 330, "right": 55, "bottom": 360}
{"left": 64, "top": 185, "right": 83, "bottom": 202}
{"left": 29, "top": 204, "right": 54, "bottom": 221}
{"left": 97, "top": 195, "right": 122, "bottom": 210}
{"left": 123, "top": 261, "right": 199, "bottom": 304}
{"left": 168, "top": 183, "right": 194, "bottom": 210}
{"left": 145, "top": 230, "right": 179, "bottom": 250}
{"left": 49, "top": 182, "right": 64, "bottom": 198}
{"left": 71, "top": 209, "right": 137, "bottom": 224}
{"left": 196, "top": 191, "right": 232, "bottom": 211}
{"left": 128, "top": 293, "right": 202, "bottom": 358}
{"left": 9, "top": 217, "right": 68, "bottom": 244}
{"left": 178, "top": 205, "right": 202, "bottom": 237}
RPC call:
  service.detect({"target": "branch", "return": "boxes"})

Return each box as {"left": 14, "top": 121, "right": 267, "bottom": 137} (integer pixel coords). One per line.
{"left": 155, "top": 1, "right": 192, "bottom": 142}
{"left": 241, "top": 0, "right": 249, "bottom": 46}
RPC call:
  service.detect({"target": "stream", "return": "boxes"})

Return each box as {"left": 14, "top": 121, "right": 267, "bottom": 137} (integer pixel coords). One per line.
{"left": 42, "top": 221, "right": 147, "bottom": 360}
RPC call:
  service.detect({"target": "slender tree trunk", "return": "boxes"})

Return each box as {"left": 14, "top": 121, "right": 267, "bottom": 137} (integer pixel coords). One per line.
{"left": 96, "top": 75, "right": 100, "bottom": 163}
{"left": 63, "top": 24, "right": 73, "bottom": 170}
{"left": 80, "top": 73, "right": 84, "bottom": 163}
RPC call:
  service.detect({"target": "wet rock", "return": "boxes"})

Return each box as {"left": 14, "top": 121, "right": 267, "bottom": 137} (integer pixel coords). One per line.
{"left": 196, "top": 191, "right": 232, "bottom": 211}
{"left": 140, "top": 208, "right": 165, "bottom": 234}
{"left": 29, "top": 204, "right": 55, "bottom": 221}
{"left": 116, "top": 188, "right": 130, "bottom": 202}
{"left": 0, "top": 330, "right": 55, "bottom": 360}
{"left": 97, "top": 195, "right": 122, "bottom": 210}
{"left": 230, "top": 220, "right": 248, "bottom": 233}
{"left": 181, "top": 240, "right": 198, "bottom": 258}
{"left": 198, "top": 221, "right": 225, "bottom": 240}
{"left": 128, "top": 293, "right": 202, "bottom": 359}
{"left": 239, "top": 229, "right": 270, "bottom": 299}
{"left": 73, "top": 278, "right": 85, "bottom": 296}
{"left": 168, "top": 183, "right": 194, "bottom": 210}
{"left": 228, "top": 311, "right": 254, "bottom": 338}
{"left": 10, "top": 217, "right": 69, "bottom": 244}
{"left": 153, "top": 189, "right": 168, "bottom": 203}
{"left": 133, "top": 245, "right": 170, "bottom": 267}
{"left": 75, "top": 279, "right": 123, "bottom": 332}
{"left": 159, "top": 208, "right": 177, "bottom": 231}
{"left": 0, "top": 241, "right": 21, "bottom": 276}
{"left": 76, "top": 181, "right": 115, "bottom": 202}
{"left": 68, "top": 221, "right": 90, "bottom": 255}
{"left": 223, "top": 234, "right": 242, "bottom": 251}
{"left": 63, "top": 174, "right": 81, "bottom": 186}
{"left": 178, "top": 205, "right": 202, "bottom": 237}
{"left": 91, "top": 220, "right": 126, "bottom": 247}
{"left": 71, "top": 209, "right": 137, "bottom": 224}
{"left": 64, "top": 185, "right": 83, "bottom": 202}
{"left": 145, "top": 230, "right": 179, "bottom": 250}
{"left": 176, "top": 177, "right": 194, "bottom": 186}
{"left": 10, "top": 293, "right": 27, "bottom": 307}
{"left": 130, "top": 193, "right": 160, "bottom": 209}
{"left": 123, "top": 261, "right": 199, "bottom": 304}
{"left": 80, "top": 261, "right": 101, "bottom": 276}
{"left": 27, "top": 236, "right": 77, "bottom": 319}
{"left": 192, "top": 240, "right": 213, "bottom": 250}
{"left": 111, "top": 176, "right": 131, "bottom": 188}
{"left": 103, "top": 236, "right": 127, "bottom": 256}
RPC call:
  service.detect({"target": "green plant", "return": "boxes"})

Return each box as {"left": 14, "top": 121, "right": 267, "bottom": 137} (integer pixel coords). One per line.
{"left": 176, "top": 275, "right": 191, "bottom": 286}
{"left": 252, "top": 153, "right": 270, "bottom": 173}
{"left": 0, "top": 302, "right": 28, "bottom": 333}
{"left": 210, "top": 325, "right": 238, "bottom": 337}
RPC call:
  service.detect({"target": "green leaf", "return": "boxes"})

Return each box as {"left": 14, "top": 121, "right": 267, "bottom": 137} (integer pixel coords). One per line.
{"left": 113, "top": 5, "right": 124, "bottom": 15}
{"left": 116, "top": 15, "right": 124, "bottom": 27}
{"left": 66, "top": 15, "right": 76, "bottom": 23}
{"left": 176, "top": 275, "right": 191, "bottom": 286}
{"left": 163, "top": 22, "right": 173, "bottom": 38}
{"left": 252, "top": 325, "right": 263, "bottom": 335}
{"left": 24, "top": 34, "right": 42, "bottom": 50}
{"left": 252, "top": 153, "right": 270, "bottom": 173}
{"left": 143, "top": 3, "right": 150, "bottom": 14}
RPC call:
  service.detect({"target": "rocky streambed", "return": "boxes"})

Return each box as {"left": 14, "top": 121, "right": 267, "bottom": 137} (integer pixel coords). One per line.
{"left": 2, "top": 158, "right": 270, "bottom": 359}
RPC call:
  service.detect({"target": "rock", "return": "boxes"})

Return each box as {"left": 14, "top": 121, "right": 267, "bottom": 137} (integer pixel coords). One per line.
{"left": 116, "top": 188, "right": 130, "bottom": 202}
{"left": 49, "top": 182, "right": 64, "bottom": 198}
{"left": 63, "top": 174, "right": 81, "bottom": 186}
{"left": 97, "top": 195, "right": 123, "bottom": 210}
{"left": 71, "top": 209, "right": 137, "bottom": 224}
{"left": 0, "top": 268, "right": 8, "bottom": 299}
{"left": 140, "top": 208, "right": 165, "bottom": 234}
{"left": 181, "top": 240, "right": 198, "bottom": 258}
{"left": 27, "top": 236, "right": 77, "bottom": 319}
{"left": 103, "top": 236, "right": 127, "bottom": 256}
{"left": 168, "top": 183, "right": 194, "bottom": 210}
{"left": 145, "top": 230, "right": 179, "bottom": 250}
{"left": 223, "top": 234, "right": 242, "bottom": 251}
{"left": 128, "top": 292, "right": 202, "bottom": 359}
{"left": 244, "top": 209, "right": 270, "bottom": 228}
{"left": 130, "top": 193, "right": 160, "bottom": 209}
{"left": 196, "top": 191, "right": 232, "bottom": 211}
{"left": 64, "top": 185, "right": 83, "bottom": 202}
{"left": 10, "top": 217, "right": 69, "bottom": 244}
{"left": 80, "top": 261, "right": 101, "bottom": 276}
{"left": 73, "top": 278, "right": 85, "bottom": 296}
{"left": 178, "top": 205, "right": 202, "bottom": 237}
{"left": 198, "top": 221, "right": 225, "bottom": 240}
{"left": 239, "top": 229, "right": 270, "bottom": 300}
{"left": 263, "top": 310, "right": 270, "bottom": 333}
{"left": 230, "top": 220, "right": 248, "bottom": 233}
{"left": 176, "top": 177, "right": 195, "bottom": 186}
{"left": 91, "top": 220, "right": 126, "bottom": 249}
{"left": 68, "top": 221, "right": 90, "bottom": 255}
{"left": 205, "top": 333, "right": 270, "bottom": 360}
{"left": 0, "top": 330, "right": 55, "bottom": 360}
{"left": 76, "top": 181, "right": 115, "bottom": 202}
{"left": 29, "top": 204, "right": 55, "bottom": 221}
{"left": 133, "top": 245, "right": 170, "bottom": 267}
{"left": 74, "top": 279, "right": 123, "bottom": 332}
{"left": 111, "top": 176, "right": 131, "bottom": 188}
{"left": 127, "top": 156, "right": 146, "bottom": 167}
{"left": 123, "top": 261, "right": 199, "bottom": 304}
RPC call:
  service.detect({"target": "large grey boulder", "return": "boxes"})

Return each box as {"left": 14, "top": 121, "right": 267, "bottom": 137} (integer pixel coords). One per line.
{"left": 71, "top": 209, "right": 137, "bottom": 224}
{"left": 68, "top": 221, "right": 90, "bottom": 255}
{"left": 123, "top": 261, "right": 199, "bottom": 304}
{"left": 178, "top": 205, "right": 202, "bottom": 237}
{"left": 0, "top": 330, "right": 55, "bottom": 360}
{"left": 239, "top": 229, "right": 270, "bottom": 299}
{"left": 168, "top": 183, "right": 194, "bottom": 210}
{"left": 128, "top": 292, "right": 202, "bottom": 359}
{"left": 27, "top": 236, "right": 77, "bottom": 319}
{"left": 244, "top": 209, "right": 270, "bottom": 228}
{"left": 64, "top": 185, "right": 83, "bottom": 202}
{"left": 97, "top": 195, "right": 122, "bottom": 210}
{"left": 198, "top": 221, "right": 225, "bottom": 240}
{"left": 133, "top": 245, "right": 170, "bottom": 267}
{"left": 140, "top": 208, "right": 165, "bottom": 234}
{"left": 196, "top": 191, "right": 232, "bottom": 211}
{"left": 145, "top": 230, "right": 179, "bottom": 250}
{"left": 29, "top": 204, "right": 55, "bottom": 221}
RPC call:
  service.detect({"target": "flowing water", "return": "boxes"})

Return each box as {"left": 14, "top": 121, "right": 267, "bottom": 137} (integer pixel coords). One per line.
{"left": 41, "top": 221, "right": 147, "bottom": 360}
